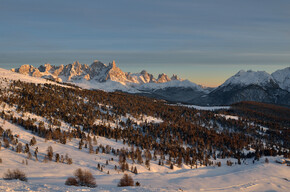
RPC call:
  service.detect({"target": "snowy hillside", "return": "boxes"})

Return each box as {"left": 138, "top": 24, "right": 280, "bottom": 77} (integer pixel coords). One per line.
{"left": 0, "top": 101, "right": 289, "bottom": 192}
{"left": 0, "top": 105, "right": 289, "bottom": 192}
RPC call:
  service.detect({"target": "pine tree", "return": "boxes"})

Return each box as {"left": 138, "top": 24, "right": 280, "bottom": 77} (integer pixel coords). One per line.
{"left": 93, "top": 136, "right": 97, "bottom": 145}
{"left": 16, "top": 143, "right": 22, "bottom": 153}
{"left": 24, "top": 144, "right": 29, "bottom": 153}
{"left": 47, "top": 146, "right": 53, "bottom": 161}
{"left": 55, "top": 153, "right": 60, "bottom": 163}
{"left": 133, "top": 166, "right": 138, "bottom": 174}
{"left": 34, "top": 147, "right": 38, "bottom": 161}
{"left": 30, "top": 136, "right": 37, "bottom": 146}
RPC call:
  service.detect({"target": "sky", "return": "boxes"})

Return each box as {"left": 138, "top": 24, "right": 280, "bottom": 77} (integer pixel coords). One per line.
{"left": 0, "top": 0, "right": 289, "bottom": 87}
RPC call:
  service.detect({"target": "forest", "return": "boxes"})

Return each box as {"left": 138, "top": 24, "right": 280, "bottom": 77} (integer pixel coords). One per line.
{"left": 0, "top": 78, "right": 289, "bottom": 172}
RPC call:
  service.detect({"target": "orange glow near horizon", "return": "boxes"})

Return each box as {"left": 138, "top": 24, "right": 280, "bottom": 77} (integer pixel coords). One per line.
{"left": 188, "top": 78, "right": 224, "bottom": 88}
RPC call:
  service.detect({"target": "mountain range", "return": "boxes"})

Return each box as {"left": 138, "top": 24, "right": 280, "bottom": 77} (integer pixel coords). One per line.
{"left": 11, "top": 60, "right": 290, "bottom": 106}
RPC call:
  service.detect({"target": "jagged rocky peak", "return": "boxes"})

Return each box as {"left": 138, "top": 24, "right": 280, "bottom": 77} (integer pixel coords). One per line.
{"left": 11, "top": 59, "right": 196, "bottom": 87}
{"left": 138, "top": 70, "right": 155, "bottom": 83}
{"left": 106, "top": 60, "right": 128, "bottom": 82}
{"left": 72, "top": 61, "right": 87, "bottom": 70}
{"left": 11, "top": 64, "right": 43, "bottom": 78}
{"left": 52, "top": 65, "right": 64, "bottom": 76}
{"left": 140, "top": 70, "right": 148, "bottom": 75}
{"left": 69, "top": 60, "right": 88, "bottom": 70}
{"left": 140, "top": 70, "right": 152, "bottom": 78}
{"left": 90, "top": 60, "right": 106, "bottom": 69}
{"left": 171, "top": 74, "right": 179, "bottom": 81}
{"left": 61, "top": 61, "right": 88, "bottom": 81}
{"left": 17, "top": 64, "right": 35, "bottom": 74}
{"left": 109, "top": 60, "right": 117, "bottom": 68}
{"left": 38, "top": 63, "right": 52, "bottom": 73}
{"left": 72, "top": 60, "right": 80, "bottom": 66}
{"left": 157, "top": 73, "right": 171, "bottom": 83}
{"left": 31, "top": 69, "right": 42, "bottom": 77}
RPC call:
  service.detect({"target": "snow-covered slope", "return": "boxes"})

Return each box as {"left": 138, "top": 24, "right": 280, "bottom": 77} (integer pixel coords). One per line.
{"left": 272, "top": 67, "right": 290, "bottom": 92}
{"left": 138, "top": 79, "right": 204, "bottom": 91}
{"left": 0, "top": 109, "right": 289, "bottom": 192}
{"left": 0, "top": 102, "right": 289, "bottom": 192}
{"left": 0, "top": 68, "right": 68, "bottom": 88}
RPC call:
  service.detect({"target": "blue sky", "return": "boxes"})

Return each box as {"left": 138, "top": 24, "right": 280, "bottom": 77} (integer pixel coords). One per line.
{"left": 0, "top": 0, "right": 289, "bottom": 86}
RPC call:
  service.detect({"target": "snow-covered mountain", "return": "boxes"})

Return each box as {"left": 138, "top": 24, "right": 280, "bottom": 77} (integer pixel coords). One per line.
{"left": 12, "top": 60, "right": 201, "bottom": 93}
{"left": 204, "top": 69, "right": 290, "bottom": 106}
{"left": 220, "top": 70, "right": 277, "bottom": 88}
{"left": 271, "top": 67, "right": 290, "bottom": 92}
